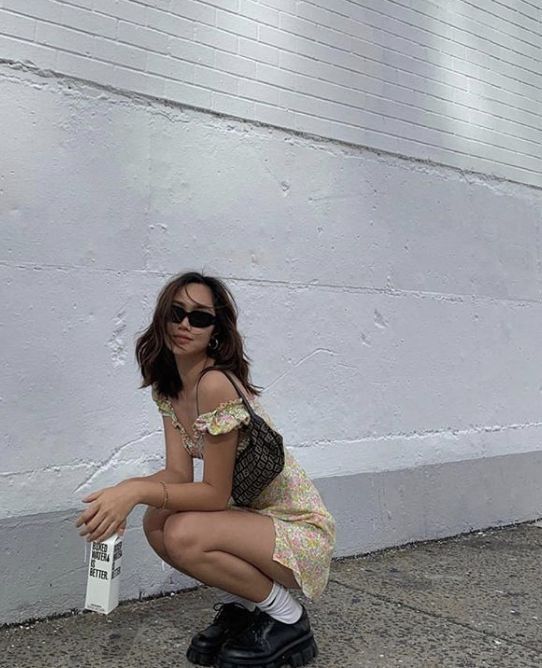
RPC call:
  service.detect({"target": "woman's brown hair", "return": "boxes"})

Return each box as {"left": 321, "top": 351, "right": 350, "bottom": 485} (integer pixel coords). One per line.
{"left": 135, "top": 271, "right": 261, "bottom": 398}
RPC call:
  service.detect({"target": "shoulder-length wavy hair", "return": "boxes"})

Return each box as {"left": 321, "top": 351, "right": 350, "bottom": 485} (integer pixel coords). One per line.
{"left": 135, "top": 271, "right": 261, "bottom": 398}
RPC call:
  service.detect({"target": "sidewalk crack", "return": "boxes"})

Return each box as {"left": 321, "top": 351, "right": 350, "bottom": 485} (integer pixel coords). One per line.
{"left": 329, "top": 578, "right": 542, "bottom": 655}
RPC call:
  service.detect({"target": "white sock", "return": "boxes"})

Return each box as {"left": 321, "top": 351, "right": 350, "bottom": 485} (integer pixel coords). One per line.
{"left": 256, "top": 581, "right": 303, "bottom": 624}
{"left": 218, "top": 589, "right": 256, "bottom": 612}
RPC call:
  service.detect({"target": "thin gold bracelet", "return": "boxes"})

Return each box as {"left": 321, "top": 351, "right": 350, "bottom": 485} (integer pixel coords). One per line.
{"left": 159, "top": 481, "right": 168, "bottom": 510}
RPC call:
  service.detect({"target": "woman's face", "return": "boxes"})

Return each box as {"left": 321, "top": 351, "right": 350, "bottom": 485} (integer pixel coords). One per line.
{"left": 166, "top": 282, "right": 217, "bottom": 356}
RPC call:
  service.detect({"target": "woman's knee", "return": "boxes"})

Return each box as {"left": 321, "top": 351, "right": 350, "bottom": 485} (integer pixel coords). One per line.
{"left": 142, "top": 506, "right": 175, "bottom": 535}
{"left": 142, "top": 507, "right": 177, "bottom": 556}
{"left": 162, "top": 511, "right": 202, "bottom": 562}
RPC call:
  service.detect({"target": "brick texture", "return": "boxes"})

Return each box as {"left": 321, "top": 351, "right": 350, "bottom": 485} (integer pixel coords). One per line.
{"left": 0, "top": 0, "right": 540, "bottom": 186}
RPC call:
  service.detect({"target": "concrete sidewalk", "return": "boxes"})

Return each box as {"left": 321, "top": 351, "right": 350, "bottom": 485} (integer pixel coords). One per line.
{"left": 1, "top": 521, "right": 541, "bottom": 668}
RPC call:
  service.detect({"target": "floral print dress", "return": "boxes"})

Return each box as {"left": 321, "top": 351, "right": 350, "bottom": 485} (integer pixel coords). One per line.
{"left": 151, "top": 385, "right": 336, "bottom": 600}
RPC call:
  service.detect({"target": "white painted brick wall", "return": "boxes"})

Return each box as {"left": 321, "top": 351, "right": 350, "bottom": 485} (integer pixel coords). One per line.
{"left": 0, "top": 0, "right": 540, "bottom": 187}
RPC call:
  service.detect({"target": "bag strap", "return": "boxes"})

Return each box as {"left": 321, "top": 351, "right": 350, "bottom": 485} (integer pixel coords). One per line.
{"left": 196, "top": 367, "right": 257, "bottom": 420}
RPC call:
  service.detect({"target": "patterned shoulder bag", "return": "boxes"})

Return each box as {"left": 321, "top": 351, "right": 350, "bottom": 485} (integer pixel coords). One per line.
{"left": 197, "top": 367, "right": 285, "bottom": 506}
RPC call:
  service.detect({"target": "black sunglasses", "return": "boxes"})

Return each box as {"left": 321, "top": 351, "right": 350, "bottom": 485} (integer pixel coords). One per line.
{"left": 169, "top": 304, "right": 216, "bottom": 328}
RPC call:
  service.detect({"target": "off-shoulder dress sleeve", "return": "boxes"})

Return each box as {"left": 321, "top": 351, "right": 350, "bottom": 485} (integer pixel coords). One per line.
{"left": 194, "top": 398, "right": 251, "bottom": 436}
{"left": 151, "top": 384, "right": 173, "bottom": 418}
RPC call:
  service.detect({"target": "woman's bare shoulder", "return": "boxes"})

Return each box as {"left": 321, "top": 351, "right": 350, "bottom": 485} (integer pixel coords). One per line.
{"left": 196, "top": 369, "right": 238, "bottom": 409}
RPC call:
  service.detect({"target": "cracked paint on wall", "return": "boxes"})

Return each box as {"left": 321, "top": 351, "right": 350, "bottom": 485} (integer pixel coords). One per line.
{"left": 108, "top": 308, "right": 128, "bottom": 367}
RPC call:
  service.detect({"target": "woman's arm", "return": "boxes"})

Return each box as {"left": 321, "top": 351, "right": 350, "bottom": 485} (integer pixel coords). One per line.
{"left": 127, "top": 412, "right": 194, "bottom": 495}
{"left": 130, "top": 413, "right": 194, "bottom": 484}
{"left": 76, "top": 376, "right": 237, "bottom": 541}
{"left": 129, "top": 468, "right": 191, "bottom": 485}
{"left": 130, "top": 477, "right": 232, "bottom": 512}
{"left": 130, "top": 371, "right": 240, "bottom": 511}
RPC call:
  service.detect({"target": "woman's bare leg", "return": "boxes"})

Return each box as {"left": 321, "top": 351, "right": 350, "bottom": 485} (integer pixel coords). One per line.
{"left": 162, "top": 509, "right": 301, "bottom": 602}
{"left": 142, "top": 506, "right": 178, "bottom": 567}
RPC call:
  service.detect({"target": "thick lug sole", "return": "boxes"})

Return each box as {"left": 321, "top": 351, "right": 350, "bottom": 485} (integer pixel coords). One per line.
{"left": 186, "top": 644, "right": 217, "bottom": 666}
{"left": 216, "top": 631, "right": 318, "bottom": 668}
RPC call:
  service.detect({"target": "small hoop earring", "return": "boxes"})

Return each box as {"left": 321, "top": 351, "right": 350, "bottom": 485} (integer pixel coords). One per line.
{"left": 208, "top": 336, "right": 219, "bottom": 351}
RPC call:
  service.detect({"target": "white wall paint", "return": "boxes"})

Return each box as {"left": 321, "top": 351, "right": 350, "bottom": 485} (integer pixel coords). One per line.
{"left": 0, "top": 0, "right": 540, "bottom": 186}
{"left": 1, "top": 66, "right": 541, "bottom": 521}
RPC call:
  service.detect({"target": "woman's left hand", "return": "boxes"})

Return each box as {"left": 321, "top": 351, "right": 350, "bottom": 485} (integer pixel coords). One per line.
{"left": 75, "top": 481, "right": 138, "bottom": 543}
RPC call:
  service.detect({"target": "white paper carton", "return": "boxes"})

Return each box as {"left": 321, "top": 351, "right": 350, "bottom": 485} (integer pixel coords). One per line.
{"left": 84, "top": 533, "right": 123, "bottom": 614}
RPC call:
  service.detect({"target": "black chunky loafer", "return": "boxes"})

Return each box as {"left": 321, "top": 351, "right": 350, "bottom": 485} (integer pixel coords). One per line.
{"left": 186, "top": 602, "right": 260, "bottom": 667}
{"left": 216, "top": 605, "right": 318, "bottom": 668}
